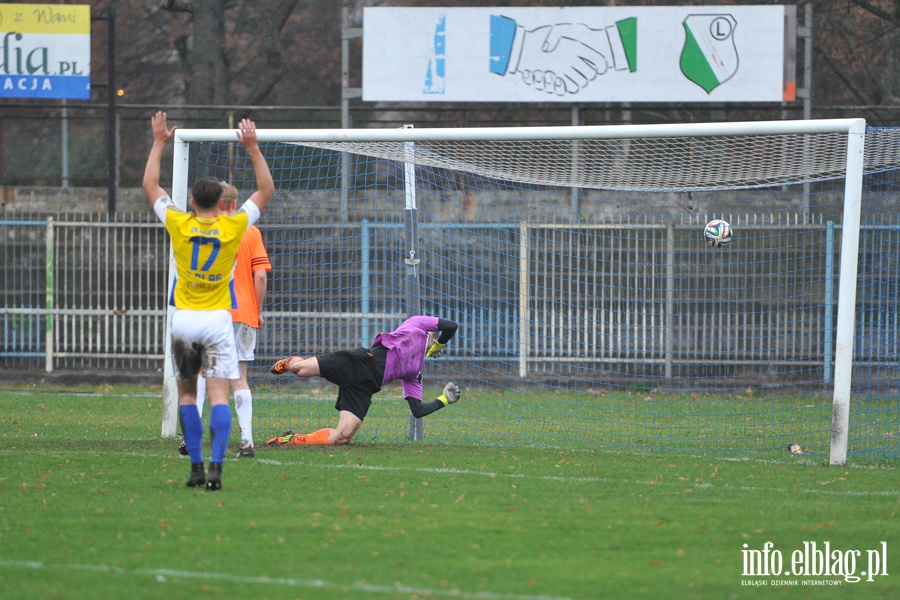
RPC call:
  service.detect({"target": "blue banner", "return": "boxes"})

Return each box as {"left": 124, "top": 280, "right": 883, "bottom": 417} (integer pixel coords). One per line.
{"left": 0, "top": 75, "right": 90, "bottom": 99}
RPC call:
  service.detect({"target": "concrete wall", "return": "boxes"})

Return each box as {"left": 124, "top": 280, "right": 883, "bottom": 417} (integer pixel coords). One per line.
{"left": 2, "top": 186, "right": 148, "bottom": 215}
{"left": 3, "top": 185, "right": 895, "bottom": 225}
{"left": 0, "top": 185, "right": 843, "bottom": 222}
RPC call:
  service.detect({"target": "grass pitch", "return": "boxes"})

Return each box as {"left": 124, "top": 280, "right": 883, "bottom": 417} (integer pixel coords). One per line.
{"left": 0, "top": 385, "right": 897, "bottom": 599}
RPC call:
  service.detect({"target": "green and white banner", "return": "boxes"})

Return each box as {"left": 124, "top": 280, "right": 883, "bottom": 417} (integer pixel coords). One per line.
{"left": 363, "top": 5, "right": 795, "bottom": 103}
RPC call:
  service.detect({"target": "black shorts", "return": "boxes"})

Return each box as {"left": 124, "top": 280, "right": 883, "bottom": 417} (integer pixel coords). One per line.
{"left": 317, "top": 346, "right": 386, "bottom": 420}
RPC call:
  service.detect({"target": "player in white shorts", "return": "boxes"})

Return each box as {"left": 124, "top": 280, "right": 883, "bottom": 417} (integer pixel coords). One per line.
{"left": 189, "top": 182, "right": 272, "bottom": 459}
{"left": 143, "top": 111, "right": 273, "bottom": 491}
{"left": 168, "top": 310, "right": 240, "bottom": 381}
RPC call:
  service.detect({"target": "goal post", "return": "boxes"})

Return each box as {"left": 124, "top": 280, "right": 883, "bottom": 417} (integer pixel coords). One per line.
{"left": 829, "top": 119, "right": 865, "bottom": 466}
{"left": 161, "top": 118, "right": 887, "bottom": 465}
{"left": 160, "top": 135, "right": 191, "bottom": 439}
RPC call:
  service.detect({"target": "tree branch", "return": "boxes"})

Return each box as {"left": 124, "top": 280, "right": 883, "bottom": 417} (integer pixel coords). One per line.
{"left": 817, "top": 48, "right": 876, "bottom": 105}
{"left": 162, "top": 0, "right": 193, "bottom": 12}
{"left": 235, "top": 0, "right": 299, "bottom": 107}
{"left": 848, "top": 0, "right": 900, "bottom": 28}
{"left": 271, "top": 0, "right": 299, "bottom": 30}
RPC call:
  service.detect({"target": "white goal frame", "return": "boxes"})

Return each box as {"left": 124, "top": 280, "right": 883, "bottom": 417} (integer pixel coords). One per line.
{"left": 160, "top": 118, "right": 866, "bottom": 466}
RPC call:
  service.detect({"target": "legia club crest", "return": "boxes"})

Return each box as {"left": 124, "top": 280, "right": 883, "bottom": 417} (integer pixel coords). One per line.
{"left": 680, "top": 14, "right": 738, "bottom": 94}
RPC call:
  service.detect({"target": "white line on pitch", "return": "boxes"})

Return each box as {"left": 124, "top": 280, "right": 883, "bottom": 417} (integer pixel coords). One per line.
{"left": 1, "top": 449, "right": 895, "bottom": 497}
{"left": 0, "top": 560, "right": 573, "bottom": 600}
{"left": 253, "top": 457, "right": 900, "bottom": 497}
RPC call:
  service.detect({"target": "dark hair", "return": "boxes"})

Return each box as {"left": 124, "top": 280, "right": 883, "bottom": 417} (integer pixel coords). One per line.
{"left": 192, "top": 177, "right": 223, "bottom": 209}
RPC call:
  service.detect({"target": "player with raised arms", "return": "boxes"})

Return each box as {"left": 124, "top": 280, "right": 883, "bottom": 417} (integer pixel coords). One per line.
{"left": 143, "top": 111, "right": 274, "bottom": 490}
{"left": 187, "top": 182, "right": 272, "bottom": 459}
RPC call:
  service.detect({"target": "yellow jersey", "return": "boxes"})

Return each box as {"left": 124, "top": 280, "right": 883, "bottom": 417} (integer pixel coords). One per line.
{"left": 156, "top": 196, "right": 253, "bottom": 311}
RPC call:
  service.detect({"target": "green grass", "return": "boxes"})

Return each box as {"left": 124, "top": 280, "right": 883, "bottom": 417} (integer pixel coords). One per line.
{"left": 254, "top": 384, "right": 899, "bottom": 459}
{"left": 0, "top": 386, "right": 897, "bottom": 599}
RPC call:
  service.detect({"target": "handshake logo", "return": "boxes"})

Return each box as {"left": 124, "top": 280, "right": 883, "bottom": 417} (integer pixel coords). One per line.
{"left": 489, "top": 15, "right": 637, "bottom": 96}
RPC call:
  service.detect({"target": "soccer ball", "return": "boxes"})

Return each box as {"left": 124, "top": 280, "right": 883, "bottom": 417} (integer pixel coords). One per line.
{"left": 703, "top": 219, "right": 733, "bottom": 248}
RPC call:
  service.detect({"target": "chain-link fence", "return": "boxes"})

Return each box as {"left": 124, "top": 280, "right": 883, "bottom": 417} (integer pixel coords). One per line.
{"left": 6, "top": 101, "right": 896, "bottom": 190}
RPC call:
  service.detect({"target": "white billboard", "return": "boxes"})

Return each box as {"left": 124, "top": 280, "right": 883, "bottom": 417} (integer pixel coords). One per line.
{"left": 363, "top": 6, "right": 796, "bottom": 103}
{"left": 0, "top": 3, "right": 91, "bottom": 100}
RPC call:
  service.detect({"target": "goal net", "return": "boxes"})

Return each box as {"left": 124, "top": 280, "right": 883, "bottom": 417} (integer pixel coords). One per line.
{"left": 164, "top": 119, "right": 900, "bottom": 464}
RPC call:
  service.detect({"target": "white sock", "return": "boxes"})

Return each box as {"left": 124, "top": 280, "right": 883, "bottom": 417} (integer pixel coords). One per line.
{"left": 196, "top": 374, "right": 207, "bottom": 419}
{"left": 233, "top": 388, "right": 253, "bottom": 447}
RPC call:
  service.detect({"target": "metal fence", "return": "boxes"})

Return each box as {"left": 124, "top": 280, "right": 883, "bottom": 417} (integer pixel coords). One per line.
{"left": 1, "top": 213, "right": 169, "bottom": 371}
{"left": 4, "top": 102, "right": 897, "bottom": 190}
{"left": 4, "top": 213, "right": 899, "bottom": 388}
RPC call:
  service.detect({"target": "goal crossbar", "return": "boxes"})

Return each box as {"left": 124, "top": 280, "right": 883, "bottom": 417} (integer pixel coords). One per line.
{"left": 173, "top": 118, "right": 866, "bottom": 143}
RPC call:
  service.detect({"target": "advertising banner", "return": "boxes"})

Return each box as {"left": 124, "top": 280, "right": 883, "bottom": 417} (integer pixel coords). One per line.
{"left": 0, "top": 3, "right": 91, "bottom": 99}
{"left": 363, "top": 6, "right": 795, "bottom": 103}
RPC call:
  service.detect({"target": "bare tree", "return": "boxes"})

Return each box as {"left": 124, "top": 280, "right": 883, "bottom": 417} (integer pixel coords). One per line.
{"left": 162, "top": 0, "right": 301, "bottom": 107}
{"left": 53, "top": 0, "right": 900, "bottom": 128}
{"left": 813, "top": 0, "right": 900, "bottom": 121}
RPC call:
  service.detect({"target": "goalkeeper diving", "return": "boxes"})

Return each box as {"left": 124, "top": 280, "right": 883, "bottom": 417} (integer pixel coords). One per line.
{"left": 267, "top": 316, "right": 460, "bottom": 446}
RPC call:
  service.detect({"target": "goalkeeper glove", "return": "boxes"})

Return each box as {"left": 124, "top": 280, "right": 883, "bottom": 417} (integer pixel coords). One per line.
{"left": 265, "top": 430, "right": 295, "bottom": 446}
{"left": 426, "top": 341, "right": 446, "bottom": 358}
{"left": 437, "top": 382, "right": 461, "bottom": 406}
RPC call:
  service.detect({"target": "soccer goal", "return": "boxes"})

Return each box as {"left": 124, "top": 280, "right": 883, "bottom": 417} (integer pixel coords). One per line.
{"left": 161, "top": 118, "right": 900, "bottom": 465}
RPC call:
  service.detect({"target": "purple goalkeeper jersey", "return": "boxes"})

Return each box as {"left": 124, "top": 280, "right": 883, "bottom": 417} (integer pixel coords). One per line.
{"left": 371, "top": 315, "right": 439, "bottom": 400}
